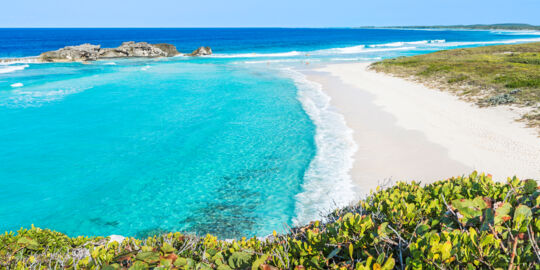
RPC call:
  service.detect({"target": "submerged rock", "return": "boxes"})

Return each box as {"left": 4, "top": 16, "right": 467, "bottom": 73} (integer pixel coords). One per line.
{"left": 38, "top": 41, "right": 187, "bottom": 62}
{"left": 189, "top": 46, "right": 213, "bottom": 56}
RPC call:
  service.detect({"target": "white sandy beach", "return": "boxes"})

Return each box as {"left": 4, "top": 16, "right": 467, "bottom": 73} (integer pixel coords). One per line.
{"left": 304, "top": 62, "right": 540, "bottom": 195}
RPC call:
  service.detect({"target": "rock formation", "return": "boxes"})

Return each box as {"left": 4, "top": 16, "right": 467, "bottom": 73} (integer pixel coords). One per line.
{"left": 152, "top": 43, "right": 180, "bottom": 57}
{"left": 39, "top": 44, "right": 102, "bottom": 62}
{"left": 38, "top": 42, "right": 211, "bottom": 62}
{"left": 98, "top": 42, "right": 170, "bottom": 58}
{"left": 189, "top": 46, "right": 213, "bottom": 56}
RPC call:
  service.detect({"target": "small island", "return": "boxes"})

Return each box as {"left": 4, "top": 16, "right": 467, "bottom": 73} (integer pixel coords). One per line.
{"left": 38, "top": 42, "right": 212, "bottom": 62}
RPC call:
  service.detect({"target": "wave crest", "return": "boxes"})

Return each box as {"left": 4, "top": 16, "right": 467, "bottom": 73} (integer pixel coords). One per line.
{"left": 0, "top": 64, "right": 29, "bottom": 74}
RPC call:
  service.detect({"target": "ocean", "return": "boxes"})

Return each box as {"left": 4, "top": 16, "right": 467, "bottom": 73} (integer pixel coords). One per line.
{"left": 1, "top": 28, "right": 539, "bottom": 238}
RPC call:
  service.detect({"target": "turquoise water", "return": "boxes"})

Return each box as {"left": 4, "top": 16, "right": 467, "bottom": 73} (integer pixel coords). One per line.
{"left": 1, "top": 28, "right": 539, "bottom": 238}
{"left": 0, "top": 60, "right": 315, "bottom": 238}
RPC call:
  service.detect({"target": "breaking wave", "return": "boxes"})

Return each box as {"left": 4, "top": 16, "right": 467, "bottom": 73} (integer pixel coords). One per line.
{"left": 0, "top": 64, "right": 29, "bottom": 74}
{"left": 282, "top": 68, "right": 357, "bottom": 225}
{"left": 208, "top": 36, "right": 540, "bottom": 60}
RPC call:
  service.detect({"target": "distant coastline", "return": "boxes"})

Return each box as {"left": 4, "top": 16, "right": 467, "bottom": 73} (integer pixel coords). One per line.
{"left": 360, "top": 23, "right": 540, "bottom": 31}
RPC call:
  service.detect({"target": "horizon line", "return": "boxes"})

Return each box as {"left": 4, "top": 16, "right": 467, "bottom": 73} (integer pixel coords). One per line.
{"left": 0, "top": 23, "right": 538, "bottom": 29}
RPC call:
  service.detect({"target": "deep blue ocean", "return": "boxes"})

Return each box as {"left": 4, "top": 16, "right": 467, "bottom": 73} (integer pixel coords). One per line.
{"left": 1, "top": 28, "right": 539, "bottom": 238}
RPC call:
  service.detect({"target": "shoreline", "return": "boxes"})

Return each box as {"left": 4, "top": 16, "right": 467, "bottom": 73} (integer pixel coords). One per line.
{"left": 285, "top": 68, "right": 357, "bottom": 225}
{"left": 300, "top": 62, "right": 540, "bottom": 196}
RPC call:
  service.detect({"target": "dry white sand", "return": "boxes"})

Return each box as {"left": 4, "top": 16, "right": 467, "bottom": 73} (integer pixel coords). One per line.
{"left": 304, "top": 62, "right": 540, "bottom": 195}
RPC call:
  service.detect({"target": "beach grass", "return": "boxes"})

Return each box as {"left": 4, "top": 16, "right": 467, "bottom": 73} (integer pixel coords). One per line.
{"left": 371, "top": 42, "right": 540, "bottom": 129}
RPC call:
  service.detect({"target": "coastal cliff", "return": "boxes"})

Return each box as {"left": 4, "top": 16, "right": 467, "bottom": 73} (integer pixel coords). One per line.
{"left": 38, "top": 42, "right": 212, "bottom": 62}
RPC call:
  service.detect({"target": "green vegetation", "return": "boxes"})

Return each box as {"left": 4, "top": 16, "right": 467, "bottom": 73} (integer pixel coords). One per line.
{"left": 364, "top": 24, "right": 540, "bottom": 30}
{"left": 1, "top": 172, "right": 539, "bottom": 269}
{"left": 371, "top": 42, "right": 540, "bottom": 130}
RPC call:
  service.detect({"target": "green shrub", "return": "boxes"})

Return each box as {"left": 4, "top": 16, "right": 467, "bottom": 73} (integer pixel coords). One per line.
{"left": 1, "top": 172, "right": 539, "bottom": 269}
{"left": 482, "top": 92, "right": 517, "bottom": 105}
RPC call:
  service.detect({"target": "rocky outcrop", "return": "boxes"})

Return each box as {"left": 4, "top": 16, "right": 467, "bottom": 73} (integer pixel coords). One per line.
{"left": 38, "top": 42, "right": 192, "bottom": 62}
{"left": 98, "top": 42, "right": 170, "bottom": 58}
{"left": 39, "top": 44, "right": 101, "bottom": 62}
{"left": 152, "top": 43, "right": 180, "bottom": 57}
{"left": 188, "top": 46, "right": 213, "bottom": 56}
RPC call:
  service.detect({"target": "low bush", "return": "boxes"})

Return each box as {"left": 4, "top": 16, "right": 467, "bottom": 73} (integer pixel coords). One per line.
{"left": 481, "top": 92, "right": 517, "bottom": 106}
{"left": 1, "top": 172, "right": 539, "bottom": 269}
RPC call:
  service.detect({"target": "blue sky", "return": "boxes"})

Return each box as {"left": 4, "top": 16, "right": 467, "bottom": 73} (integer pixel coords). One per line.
{"left": 2, "top": 0, "right": 539, "bottom": 27}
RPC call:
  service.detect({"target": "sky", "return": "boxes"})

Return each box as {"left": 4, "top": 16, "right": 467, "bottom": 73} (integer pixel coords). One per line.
{"left": 2, "top": 0, "right": 539, "bottom": 28}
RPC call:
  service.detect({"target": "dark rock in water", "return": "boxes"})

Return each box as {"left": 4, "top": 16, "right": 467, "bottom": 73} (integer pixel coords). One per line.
{"left": 189, "top": 46, "right": 212, "bottom": 56}
{"left": 153, "top": 43, "right": 180, "bottom": 57}
{"left": 38, "top": 41, "right": 183, "bottom": 62}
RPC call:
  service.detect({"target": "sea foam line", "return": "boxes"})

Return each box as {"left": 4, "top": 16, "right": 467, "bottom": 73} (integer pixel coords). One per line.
{"left": 433, "top": 37, "right": 540, "bottom": 47}
{"left": 490, "top": 30, "right": 540, "bottom": 36}
{"left": 0, "top": 57, "right": 39, "bottom": 65}
{"left": 1, "top": 87, "right": 92, "bottom": 108}
{"left": 369, "top": 39, "right": 445, "bottom": 47}
{"left": 209, "top": 36, "right": 540, "bottom": 60}
{"left": 0, "top": 64, "right": 29, "bottom": 74}
{"left": 210, "top": 51, "right": 303, "bottom": 58}
{"left": 282, "top": 68, "right": 358, "bottom": 225}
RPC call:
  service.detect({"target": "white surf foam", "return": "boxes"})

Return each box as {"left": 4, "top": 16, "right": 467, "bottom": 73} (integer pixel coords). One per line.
{"left": 206, "top": 45, "right": 413, "bottom": 59}
{"left": 0, "top": 65, "right": 29, "bottom": 74}
{"left": 365, "top": 37, "right": 540, "bottom": 49}
{"left": 490, "top": 30, "right": 540, "bottom": 36}
{"left": 240, "top": 59, "right": 322, "bottom": 65}
{"left": 243, "top": 59, "right": 304, "bottom": 64}
{"left": 141, "top": 65, "right": 151, "bottom": 71}
{"left": 196, "top": 36, "right": 539, "bottom": 60}
{"left": 1, "top": 87, "right": 91, "bottom": 107}
{"left": 0, "top": 57, "right": 38, "bottom": 65}
{"left": 210, "top": 51, "right": 303, "bottom": 58}
{"left": 104, "top": 62, "right": 116, "bottom": 65}
{"left": 282, "top": 68, "right": 358, "bottom": 225}
{"left": 10, "top": 82, "right": 23, "bottom": 87}
{"left": 312, "top": 45, "right": 416, "bottom": 55}
{"left": 369, "top": 39, "right": 445, "bottom": 47}
{"left": 421, "top": 37, "right": 540, "bottom": 47}
{"left": 328, "top": 57, "right": 382, "bottom": 62}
